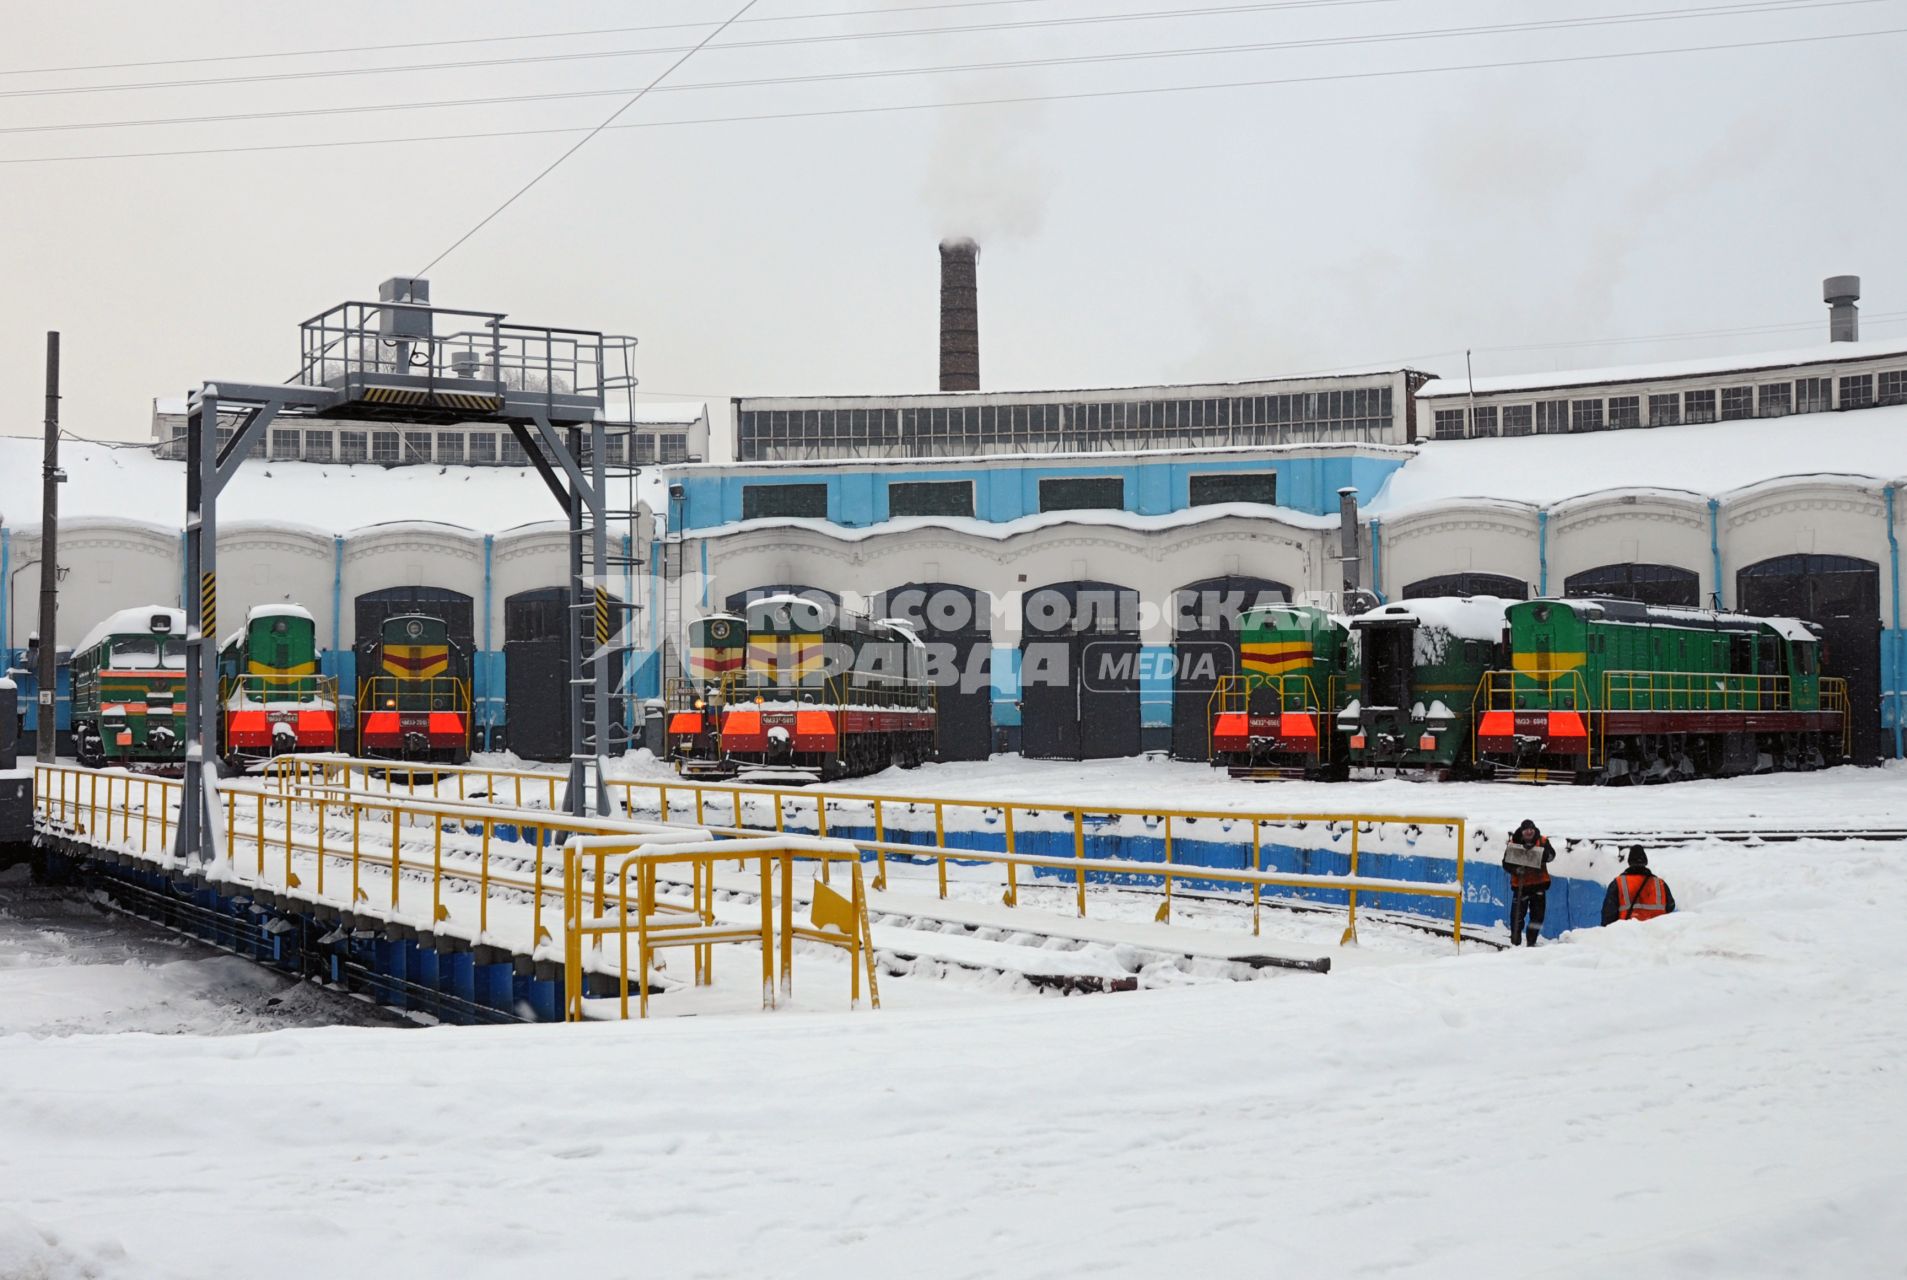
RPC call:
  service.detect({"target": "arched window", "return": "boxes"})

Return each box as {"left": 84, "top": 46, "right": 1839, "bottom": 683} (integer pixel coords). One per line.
{"left": 1564, "top": 563, "right": 1700, "bottom": 607}
{"left": 1400, "top": 573, "right": 1528, "bottom": 600}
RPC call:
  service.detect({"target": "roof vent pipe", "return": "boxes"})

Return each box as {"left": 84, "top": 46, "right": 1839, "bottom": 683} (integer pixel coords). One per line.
{"left": 1338, "top": 486, "right": 1362, "bottom": 603}
{"left": 1825, "top": 275, "right": 1860, "bottom": 342}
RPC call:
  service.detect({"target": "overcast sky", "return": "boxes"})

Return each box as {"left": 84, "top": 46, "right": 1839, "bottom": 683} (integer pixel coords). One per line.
{"left": 0, "top": 0, "right": 1900, "bottom": 452}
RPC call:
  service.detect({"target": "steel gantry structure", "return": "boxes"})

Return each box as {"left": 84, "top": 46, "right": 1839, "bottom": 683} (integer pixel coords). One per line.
{"left": 172, "top": 278, "right": 641, "bottom": 861}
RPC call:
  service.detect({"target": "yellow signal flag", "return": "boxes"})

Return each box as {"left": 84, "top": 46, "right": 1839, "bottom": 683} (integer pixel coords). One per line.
{"left": 810, "top": 879, "right": 856, "bottom": 936}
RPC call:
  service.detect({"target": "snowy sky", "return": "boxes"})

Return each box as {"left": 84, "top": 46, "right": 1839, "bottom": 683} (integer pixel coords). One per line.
{"left": 0, "top": 0, "right": 1901, "bottom": 451}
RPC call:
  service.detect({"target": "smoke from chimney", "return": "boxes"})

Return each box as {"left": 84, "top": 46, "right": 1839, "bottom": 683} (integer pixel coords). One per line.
{"left": 1825, "top": 275, "right": 1861, "bottom": 343}
{"left": 939, "top": 237, "right": 979, "bottom": 391}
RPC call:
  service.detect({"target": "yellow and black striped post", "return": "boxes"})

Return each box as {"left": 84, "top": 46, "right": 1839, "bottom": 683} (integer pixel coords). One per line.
{"left": 200, "top": 571, "right": 216, "bottom": 642}
{"left": 594, "top": 586, "right": 611, "bottom": 649}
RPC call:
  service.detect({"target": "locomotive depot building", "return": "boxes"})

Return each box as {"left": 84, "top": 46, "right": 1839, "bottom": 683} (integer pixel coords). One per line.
{"left": 8, "top": 275, "right": 1907, "bottom": 766}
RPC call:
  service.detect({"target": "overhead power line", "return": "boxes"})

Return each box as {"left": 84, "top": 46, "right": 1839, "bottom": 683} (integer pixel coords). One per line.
{"left": 2, "top": 24, "right": 1899, "bottom": 166}
{"left": 0, "top": 0, "right": 1082, "bottom": 78}
{"left": 0, "top": 0, "right": 1882, "bottom": 138}
{"left": 0, "top": 0, "right": 1411, "bottom": 100}
{"left": 417, "top": 0, "right": 765, "bottom": 275}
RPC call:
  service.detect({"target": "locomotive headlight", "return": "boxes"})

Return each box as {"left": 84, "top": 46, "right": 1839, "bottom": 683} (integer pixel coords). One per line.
{"left": 693, "top": 699, "right": 705, "bottom": 710}
{"left": 385, "top": 698, "right": 396, "bottom": 708}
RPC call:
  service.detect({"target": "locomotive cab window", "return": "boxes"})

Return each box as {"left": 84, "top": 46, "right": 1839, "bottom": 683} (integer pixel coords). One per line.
{"left": 110, "top": 637, "right": 159, "bottom": 670}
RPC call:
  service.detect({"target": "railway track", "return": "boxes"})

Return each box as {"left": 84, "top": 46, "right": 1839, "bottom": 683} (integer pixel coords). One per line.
{"left": 1579, "top": 827, "right": 1907, "bottom": 845}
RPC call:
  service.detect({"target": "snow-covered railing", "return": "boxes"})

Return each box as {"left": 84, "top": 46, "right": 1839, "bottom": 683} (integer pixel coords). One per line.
{"left": 259, "top": 756, "right": 1472, "bottom": 944}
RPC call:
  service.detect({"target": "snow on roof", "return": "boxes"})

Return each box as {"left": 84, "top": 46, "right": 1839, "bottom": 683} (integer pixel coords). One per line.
{"left": 248, "top": 604, "right": 314, "bottom": 624}
{"left": 666, "top": 441, "right": 1411, "bottom": 474}
{"left": 1352, "top": 596, "right": 1513, "bottom": 640}
{"left": 76, "top": 606, "right": 186, "bottom": 655}
{"left": 153, "top": 395, "right": 706, "bottom": 429}
{"left": 1543, "top": 597, "right": 1817, "bottom": 640}
{"left": 0, "top": 437, "right": 665, "bottom": 536}
{"left": 1417, "top": 336, "right": 1907, "bottom": 399}
{"left": 692, "top": 501, "right": 1339, "bottom": 545}
{"left": 733, "top": 369, "right": 1419, "bottom": 408}
{"left": 1366, "top": 409, "right": 1907, "bottom": 514}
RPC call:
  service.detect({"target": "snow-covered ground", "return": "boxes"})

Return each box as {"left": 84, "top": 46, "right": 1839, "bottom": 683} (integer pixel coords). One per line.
{"left": 0, "top": 870, "right": 402, "bottom": 1040}
{"left": 3, "top": 814, "right": 1904, "bottom": 1277}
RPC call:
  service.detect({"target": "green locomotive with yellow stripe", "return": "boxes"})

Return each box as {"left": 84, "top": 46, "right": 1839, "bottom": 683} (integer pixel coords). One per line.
{"left": 670, "top": 596, "right": 935, "bottom": 780}
{"left": 218, "top": 605, "right": 338, "bottom": 763}
{"left": 1207, "top": 604, "right": 1351, "bottom": 777}
{"left": 1474, "top": 598, "right": 1845, "bottom": 782}
{"left": 354, "top": 614, "right": 472, "bottom": 762}
{"left": 665, "top": 613, "right": 746, "bottom": 767}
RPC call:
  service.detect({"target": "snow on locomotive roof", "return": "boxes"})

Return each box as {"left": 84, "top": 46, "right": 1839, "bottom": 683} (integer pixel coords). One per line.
{"left": 1541, "top": 597, "right": 1818, "bottom": 639}
{"left": 747, "top": 593, "right": 832, "bottom": 612}
{"left": 873, "top": 618, "right": 926, "bottom": 647}
{"left": 1352, "top": 596, "right": 1513, "bottom": 639}
{"left": 76, "top": 606, "right": 186, "bottom": 655}
{"left": 247, "top": 604, "right": 314, "bottom": 624}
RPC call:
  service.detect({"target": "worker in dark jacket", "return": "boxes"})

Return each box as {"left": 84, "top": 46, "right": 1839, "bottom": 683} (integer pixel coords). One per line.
{"left": 1602, "top": 846, "right": 1676, "bottom": 925}
{"left": 1502, "top": 818, "right": 1556, "bottom": 947}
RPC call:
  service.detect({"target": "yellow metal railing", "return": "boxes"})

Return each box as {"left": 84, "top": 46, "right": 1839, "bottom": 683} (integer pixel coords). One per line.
{"left": 34, "top": 761, "right": 694, "bottom": 970}
{"left": 1473, "top": 667, "right": 1852, "bottom": 768}
{"left": 1602, "top": 669, "right": 1791, "bottom": 712}
{"left": 561, "top": 834, "right": 878, "bottom": 1020}
{"left": 1821, "top": 677, "right": 1851, "bottom": 756}
{"left": 263, "top": 755, "right": 1470, "bottom": 945}
{"left": 221, "top": 672, "right": 339, "bottom": 706}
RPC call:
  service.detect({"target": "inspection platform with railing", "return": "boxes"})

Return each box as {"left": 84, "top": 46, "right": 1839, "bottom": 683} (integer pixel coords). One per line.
{"left": 265, "top": 754, "right": 1472, "bottom": 943}
{"left": 32, "top": 754, "right": 1477, "bottom": 1026}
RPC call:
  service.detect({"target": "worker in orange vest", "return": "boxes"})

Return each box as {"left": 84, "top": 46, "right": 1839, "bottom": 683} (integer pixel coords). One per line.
{"left": 1601, "top": 846, "right": 1676, "bottom": 925}
{"left": 1502, "top": 818, "right": 1556, "bottom": 947}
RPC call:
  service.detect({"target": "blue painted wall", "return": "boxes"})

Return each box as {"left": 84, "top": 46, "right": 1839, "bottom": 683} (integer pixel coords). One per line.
{"left": 674, "top": 452, "right": 1404, "bottom": 531}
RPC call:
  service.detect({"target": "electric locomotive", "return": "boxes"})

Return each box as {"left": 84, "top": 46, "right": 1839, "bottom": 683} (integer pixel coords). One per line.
{"left": 1339, "top": 597, "right": 1514, "bottom": 777}
{"left": 674, "top": 595, "right": 935, "bottom": 781}
{"left": 1207, "top": 603, "right": 1352, "bottom": 778}
{"left": 218, "top": 604, "right": 338, "bottom": 764}
{"left": 70, "top": 606, "right": 188, "bottom": 768}
{"left": 1475, "top": 598, "right": 1846, "bottom": 782}
{"left": 354, "top": 614, "right": 472, "bottom": 762}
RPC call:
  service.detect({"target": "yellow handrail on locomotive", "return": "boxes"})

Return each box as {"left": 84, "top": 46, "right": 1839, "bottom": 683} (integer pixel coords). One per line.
{"left": 354, "top": 674, "right": 473, "bottom": 755}
{"left": 1205, "top": 672, "right": 1333, "bottom": 763}
{"left": 1820, "top": 677, "right": 1850, "bottom": 756}
{"left": 1470, "top": 668, "right": 1598, "bottom": 766}
{"left": 1601, "top": 669, "right": 1792, "bottom": 714}
{"left": 221, "top": 672, "right": 340, "bottom": 706}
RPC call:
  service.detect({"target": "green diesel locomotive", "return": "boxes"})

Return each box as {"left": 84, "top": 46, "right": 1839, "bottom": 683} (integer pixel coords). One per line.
{"left": 71, "top": 607, "right": 188, "bottom": 768}
{"left": 1207, "top": 603, "right": 1351, "bottom": 777}
{"left": 1339, "top": 597, "right": 1514, "bottom": 777}
{"left": 1475, "top": 598, "right": 1846, "bottom": 782}
{"left": 218, "top": 605, "right": 339, "bottom": 764}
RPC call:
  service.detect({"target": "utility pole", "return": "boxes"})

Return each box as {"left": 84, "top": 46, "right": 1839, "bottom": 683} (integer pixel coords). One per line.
{"left": 36, "top": 332, "right": 62, "bottom": 763}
